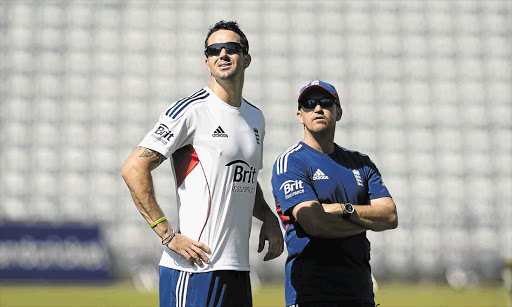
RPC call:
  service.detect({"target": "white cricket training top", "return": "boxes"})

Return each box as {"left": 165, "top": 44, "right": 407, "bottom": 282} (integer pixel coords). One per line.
{"left": 139, "top": 87, "right": 265, "bottom": 273}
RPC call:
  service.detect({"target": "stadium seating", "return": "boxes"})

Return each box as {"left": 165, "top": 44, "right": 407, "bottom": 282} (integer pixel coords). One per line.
{"left": 1, "top": 0, "right": 510, "bottom": 283}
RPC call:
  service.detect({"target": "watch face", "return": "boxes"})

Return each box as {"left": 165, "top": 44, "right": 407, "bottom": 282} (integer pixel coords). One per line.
{"left": 345, "top": 203, "right": 354, "bottom": 214}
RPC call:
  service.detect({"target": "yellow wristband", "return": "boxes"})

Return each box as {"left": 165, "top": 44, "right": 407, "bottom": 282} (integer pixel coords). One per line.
{"left": 151, "top": 217, "right": 167, "bottom": 228}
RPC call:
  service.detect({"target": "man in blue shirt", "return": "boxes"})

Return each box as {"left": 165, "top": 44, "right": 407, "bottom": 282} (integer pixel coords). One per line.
{"left": 271, "top": 80, "right": 398, "bottom": 307}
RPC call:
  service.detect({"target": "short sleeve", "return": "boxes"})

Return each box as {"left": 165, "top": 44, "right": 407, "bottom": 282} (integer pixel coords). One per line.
{"left": 138, "top": 104, "right": 196, "bottom": 158}
{"left": 271, "top": 155, "right": 318, "bottom": 216}
{"left": 364, "top": 157, "right": 392, "bottom": 200}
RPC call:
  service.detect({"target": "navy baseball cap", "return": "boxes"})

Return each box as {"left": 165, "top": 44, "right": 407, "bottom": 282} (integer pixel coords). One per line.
{"left": 298, "top": 80, "right": 340, "bottom": 105}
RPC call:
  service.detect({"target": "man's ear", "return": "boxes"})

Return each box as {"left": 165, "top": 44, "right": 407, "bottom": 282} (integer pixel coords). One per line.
{"left": 336, "top": 107, "right": 343, "bottom": 121}
{"left": 244, "top": 54, "right": 251, "bottom": 68}
{"left": 205, "top": 58, "right": 211, "bottom": 73}
{"left": 297, "top": 110, "right": 304, "bottom": 124}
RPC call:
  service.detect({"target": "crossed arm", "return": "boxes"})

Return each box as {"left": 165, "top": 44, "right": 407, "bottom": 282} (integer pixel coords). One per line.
{"left": 291, "top": 197, "right": 398, "bottom": 239}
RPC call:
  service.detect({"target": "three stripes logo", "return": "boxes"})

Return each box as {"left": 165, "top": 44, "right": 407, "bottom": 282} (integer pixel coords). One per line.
{"left": 276, "top": 143, "right": 302, "bottom": 175}
{"left": 212, "top": 126, "right": 228, "bottom": 137}
{"left": 312, "top": 169, "right": 329, "bottom": 180}
{"left": 253, "top": 128, "right": 260, "bottom": 145}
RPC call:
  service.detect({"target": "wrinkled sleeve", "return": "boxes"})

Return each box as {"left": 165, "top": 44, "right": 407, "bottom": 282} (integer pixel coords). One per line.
{"left": 138, "top": 103, "right": 196, "bottom": 158}
{"left": 271, "top": 155, "right": 318, "bottom": 217}
{"left": 365, "top": 156, "right": 392, "bottom": 200}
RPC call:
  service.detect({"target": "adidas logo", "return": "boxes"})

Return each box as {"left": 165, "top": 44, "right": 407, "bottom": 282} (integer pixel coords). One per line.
{"left": 212, "top": 126, "right": 228, "bottom": 137}
{"left": 312, "top": 169, "right": 329, "bottom": 180}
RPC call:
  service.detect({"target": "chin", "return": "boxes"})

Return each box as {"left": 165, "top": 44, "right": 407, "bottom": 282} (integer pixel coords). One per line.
{"left": 311, "top": 123, "right": 329, "bottom": 130}
{"left": 308, "top": 127, "right": 329, "bottom": 135}
{"left": 215, "top": 71, "right": 237, "bottom": 80}
{"left": 309, "top": 123, "right": 335, "bottom": 133}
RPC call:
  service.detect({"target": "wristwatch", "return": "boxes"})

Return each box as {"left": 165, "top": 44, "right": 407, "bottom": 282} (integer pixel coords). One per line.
{"left": 342, "top": 203, "right": 354, "bottom": 219}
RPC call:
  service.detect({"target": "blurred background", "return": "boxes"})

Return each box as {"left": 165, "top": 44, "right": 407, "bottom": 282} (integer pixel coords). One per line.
{"left": 1, "top": 0, "right": 511, "bottom": 297}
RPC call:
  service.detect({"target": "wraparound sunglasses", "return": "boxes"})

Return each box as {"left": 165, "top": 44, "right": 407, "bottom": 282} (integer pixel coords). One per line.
{"left": 204, "top": 42, "right": 248, "bottom": 57}
{"left": 299, "top": 98, "right": 339, "bottom": 109}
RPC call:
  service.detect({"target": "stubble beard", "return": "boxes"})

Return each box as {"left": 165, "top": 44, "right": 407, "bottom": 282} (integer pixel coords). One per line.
{"left": 214, "top": 67, "right": 242, "bottom": 84}
{"left": 305, "top": 122, "right": 336, "bottom": 140}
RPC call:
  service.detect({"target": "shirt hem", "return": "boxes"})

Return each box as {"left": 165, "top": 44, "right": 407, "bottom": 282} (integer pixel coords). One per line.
{"left": 159, "top": 262, "right": 250, "bottom": 273}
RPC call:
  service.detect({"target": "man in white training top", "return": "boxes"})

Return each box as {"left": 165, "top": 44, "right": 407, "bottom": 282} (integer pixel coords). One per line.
{"left": 121, "top": 20, "right": 283, "bottom": 307}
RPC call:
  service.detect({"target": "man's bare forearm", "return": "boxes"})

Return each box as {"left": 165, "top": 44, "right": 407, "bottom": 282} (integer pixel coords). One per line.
{"left": 126, "top": 170, "right": 164, "bottom": 224}
{"left": 321, "top": 197, "right": 398, "bottom": 232}
{"left": 121, "top": 147, "right": 171, "bottom": 234}
{"left": 294, "top": 201, "right": 366, "bottom": 238}
{"left": 253, "top": 182, "right": 276, "bottom": 222}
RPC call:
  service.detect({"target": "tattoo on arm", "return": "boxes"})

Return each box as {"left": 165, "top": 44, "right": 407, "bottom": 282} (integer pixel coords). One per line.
{"left": 137, "top": 147, "right": 167, "bottom": 165}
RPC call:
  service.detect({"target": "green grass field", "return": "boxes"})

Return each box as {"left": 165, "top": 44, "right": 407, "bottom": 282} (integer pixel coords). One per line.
{"left": 0, "top": 282, "right": 509, "bottom": 307}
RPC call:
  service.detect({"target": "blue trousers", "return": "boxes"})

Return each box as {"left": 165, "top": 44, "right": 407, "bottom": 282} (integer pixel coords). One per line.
{"left": 159, "top": 266, "right": 252, "bottom": 307}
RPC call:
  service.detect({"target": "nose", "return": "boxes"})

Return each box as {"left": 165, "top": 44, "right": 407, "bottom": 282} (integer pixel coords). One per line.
{"left": 314, "top": 103, "right": 324, "bottom": 112}
{"left": 218, "top": 47, "right": 229, "bottom": 58}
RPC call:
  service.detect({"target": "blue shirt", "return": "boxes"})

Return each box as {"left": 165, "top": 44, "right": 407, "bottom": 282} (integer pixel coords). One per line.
{"left": 271, "top": 142, "right": 391, "bottom": 305}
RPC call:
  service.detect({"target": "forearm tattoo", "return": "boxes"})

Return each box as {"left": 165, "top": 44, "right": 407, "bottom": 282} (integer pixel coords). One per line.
{"left": 138, "top": 147, "right": 166, "bottom": 165}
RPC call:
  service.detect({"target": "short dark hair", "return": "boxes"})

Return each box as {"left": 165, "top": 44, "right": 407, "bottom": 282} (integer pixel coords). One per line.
{"left": 204, "top": 20, "right": 249, "bottom": 54}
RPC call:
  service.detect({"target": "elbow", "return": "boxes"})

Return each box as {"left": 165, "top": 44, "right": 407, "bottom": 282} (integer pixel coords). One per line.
{"left": 370, "top": 213, "right": 398, "bottom": 232}
{"left": 121, "top": 163, "right": 131, "bottom": 181}
{"left": 387, "top": 212, "right": 398, "bottom": 230}
{"left": 121, "top": 160, "right": 141, "bottom": 183}
{"left": 384, "top": 202, "right": 398, "bottom": 230}
{"left": 389, "top": 214, "right": 398, "bottom": 229}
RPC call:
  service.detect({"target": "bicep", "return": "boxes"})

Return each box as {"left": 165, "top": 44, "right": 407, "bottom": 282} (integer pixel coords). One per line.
{"left": 369, "top": 196, "right": 395, "bottom": 210}
{"left": 124, "top": 146, "right": 167, "bottom": 173}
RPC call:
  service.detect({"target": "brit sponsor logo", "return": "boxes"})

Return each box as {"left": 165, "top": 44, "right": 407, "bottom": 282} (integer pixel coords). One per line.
{"left": 212, "top": 126, "right": 228, "bottom": 137}
{"left": 312, "top": 169, "right": 329, "bottom": 180}
{"left": 279, "top": 179, "right": 305, "bottom": 199}
{"left": 226, "top": 160, "right": 256, "bottom": 193}
{"left": 153, "top": 124, "right": 174, "bottom": 145}
{"left": 352, "top": 169, "right": 364, "bottom": 187}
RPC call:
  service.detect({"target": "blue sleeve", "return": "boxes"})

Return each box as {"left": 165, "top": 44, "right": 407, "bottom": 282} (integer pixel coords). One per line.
{"left": 365, "top": 157, "right": 392, "bottom": 200}
{"left": 271, "top": 155, "right": 318, "bottom": 217}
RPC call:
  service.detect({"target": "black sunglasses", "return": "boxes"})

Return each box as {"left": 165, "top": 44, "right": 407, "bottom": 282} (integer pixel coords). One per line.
{"left": 204, "top": 42, "right": 247, "bottom": 57}
{"left": 299, "top": 98, "right": 338, "bottom": 109}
